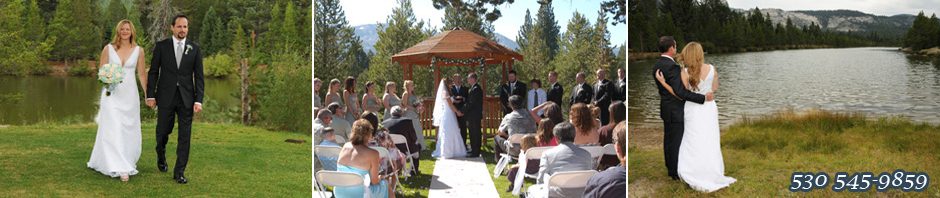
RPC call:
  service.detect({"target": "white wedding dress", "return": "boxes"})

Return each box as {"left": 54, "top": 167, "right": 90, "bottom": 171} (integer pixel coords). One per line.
{"left": 677, "top": 64, "right": 736, "bottom": 192}
{"left": 87, "top": 44, "right": 142, "bottom": 177}
{"left": 431, "top": 80, "right": 466, "bottom": 159}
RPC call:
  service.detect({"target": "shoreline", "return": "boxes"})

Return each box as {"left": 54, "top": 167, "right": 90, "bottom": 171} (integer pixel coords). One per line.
{"left": 628, "top": 45, "right": 900, "bottom": 61}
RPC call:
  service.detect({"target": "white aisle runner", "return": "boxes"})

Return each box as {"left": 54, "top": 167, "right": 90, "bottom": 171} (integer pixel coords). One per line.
{"left": 428, "top": 157, "right": 500, "bottom": 197}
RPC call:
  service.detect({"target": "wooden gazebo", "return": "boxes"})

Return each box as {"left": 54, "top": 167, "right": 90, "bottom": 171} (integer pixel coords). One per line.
{"left": 392, "top": 28, "right": 523, "bottom": 138}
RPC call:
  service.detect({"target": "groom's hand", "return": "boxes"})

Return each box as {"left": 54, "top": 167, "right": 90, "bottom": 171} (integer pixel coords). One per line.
{"left": 706, "top": 92, "right": 715, "bottom": 101}
{"left": 146, "top": 99, "right": 156, "bottom": 109}
{"left": 193, "top": 103, "right": 203, "bottom": 113}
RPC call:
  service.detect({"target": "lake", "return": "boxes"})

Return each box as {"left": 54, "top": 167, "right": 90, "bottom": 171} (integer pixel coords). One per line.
{"left": 628, "top": 47, "right": 940, "bottom": 128}
{"left": 0, "top": 76, "right": 240, "bottom": 125}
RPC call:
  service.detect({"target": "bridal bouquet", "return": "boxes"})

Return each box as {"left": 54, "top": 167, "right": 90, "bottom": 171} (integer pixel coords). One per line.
{"left": 97, "top": 63, "right": 123, "bottom": 96}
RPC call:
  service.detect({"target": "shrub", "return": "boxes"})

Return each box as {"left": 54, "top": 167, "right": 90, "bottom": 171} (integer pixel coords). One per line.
{"left": 203, "top": 53, "right": 237, "bottom": 78}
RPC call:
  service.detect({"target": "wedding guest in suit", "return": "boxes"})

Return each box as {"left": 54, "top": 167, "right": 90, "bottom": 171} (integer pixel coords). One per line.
{"left": 583, "top": 121, "right": 626, "bottom": 198}
{"left": 527, "top": 79, "right": 547, "bottom": 117}
{"left": 536, "top": 122, "right": 594, "bottom": 197}
{"left": 499, "top": 70, "right": 526, "bottom": 115}
{"left": 569, "top": 72, "right": 593, "bottom": 107}
{"left": 593, "top": 69, "right": 615, "bottom": 125}
{"left": 546, "top": 71, "right": 564, "bottom": 109}
{"left": 381, "top": 106, "right": 421, "bottom": 175}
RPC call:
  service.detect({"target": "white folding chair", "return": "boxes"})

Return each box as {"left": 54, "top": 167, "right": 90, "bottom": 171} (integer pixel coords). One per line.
{"left": 494, "top": 134, "right": 526, "bottom": 176}
{"left": 581, "top": 145, "right": 605, "bottom": 169}
{"left": 603, "top": 143, "right": 617, "bottom": 155}
{"left": 335, "top": 136, "right": 347, "bottom": 144}
{"left": 316, "top": 170, "right": 367, "bottom": 198}
{"left": 525, "top": 170, "right": 598, "bottom": 198}
{"left": 314, "top": 145, "right": 342, "bottom": 171}
{"left": 388, "top": 134, "right": 415, "bottom": 179}
{"left": 512, "top": 146, "right": 553, "bottom": 196}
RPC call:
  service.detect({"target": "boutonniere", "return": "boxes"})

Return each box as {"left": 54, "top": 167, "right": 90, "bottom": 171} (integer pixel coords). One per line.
{"left": 185, "top": 44, "right": 193, "bottom": 55}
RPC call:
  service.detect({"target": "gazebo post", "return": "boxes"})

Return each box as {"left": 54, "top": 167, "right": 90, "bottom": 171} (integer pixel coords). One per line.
{"left": 434, "top": 61, "right": 441, "bottom": 95}
{"left": 508, "top": 60, "right": 514, "bottom": 73}
{"left": 501, "top": 61, "right": 507, "bottom": 83}
{"left": 403, "top": 63, "right": 413, "bottom": 80}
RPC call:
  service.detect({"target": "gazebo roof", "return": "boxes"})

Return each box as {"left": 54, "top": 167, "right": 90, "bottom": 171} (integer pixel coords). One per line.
{"left": 391, "top": 29, "right": 523, "bottom": 65}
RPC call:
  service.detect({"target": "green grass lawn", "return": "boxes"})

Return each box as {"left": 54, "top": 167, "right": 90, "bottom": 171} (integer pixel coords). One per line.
{"left": 629, "top": 109, "right": 940, "bottom": 197}
{"left": 0, "top": 122, "right": 311, "bottom": 197}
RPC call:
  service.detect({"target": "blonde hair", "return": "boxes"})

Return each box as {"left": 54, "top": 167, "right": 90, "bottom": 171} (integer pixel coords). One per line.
{"left": 385, "top": 81, "right": 396, "bottom": 94}
{"left": 403, "top": 80, "right": 414, "bottom": 91}
{"left": 680, "top": 42, "right": 705, "bottom": 91}
{"left": 110, "top": 19, "right": 138, "bottom": 50}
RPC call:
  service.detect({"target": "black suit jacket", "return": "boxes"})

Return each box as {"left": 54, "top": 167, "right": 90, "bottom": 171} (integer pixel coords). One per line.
{"left": 450, "top": 85, "right": 468, "bottom": 111}
{"left": 569, "top": 83, "right": 593, "bottom": 106}
{"left": 382, "top": 117, "right": 419, "bottom": 154}
{"left": 463, "top": 83, "right": 484, "bottom": 120}
{"left": 653, "top": 56, "right": 706, "bottom": 123}
{"left": 499, "top": 81, "right": 527, "bottom": 113}
{"left": 147, "top": 38, "right": 204, "bottom": 109}
{"left": 614, "top": 78, "right": 626, "bottom": 102}
{"left": 546, "top": 82, "right": 564, "bottom": 106}
{"left": 593, "top": 79, "right": 614, "bottom": 106}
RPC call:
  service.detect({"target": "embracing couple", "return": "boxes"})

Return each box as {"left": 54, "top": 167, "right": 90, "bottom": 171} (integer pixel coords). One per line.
{"left": 652, "top": 36, "right": 735, "bottom": 192}
{"left": 86, "top": 14, "right": 204, "bottom": 184}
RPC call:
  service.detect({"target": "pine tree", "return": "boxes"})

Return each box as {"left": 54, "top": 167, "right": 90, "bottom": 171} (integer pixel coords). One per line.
{"left": 47, "top": 0, "right": 101, "bottom": 61}
{"left": 535, "top": 0, "right": 560, "bottom": 60}
{"left": 553, "top": 12, "right": 597, "bottom": 100}
{"left": 127, "top": 3, "right": 149, "bottom": 51}
{"left": 314, "top": 0, "right": 368, "bottom": 90}
{"left": 265, "top": 2, "right": 283, "bottom": 52}
{"left": 0, "top": 0, "right": 51, "bottom": 75}
{"left": 363, "top": 0, "right": 431, "bottom": 94}
{"left": 593, "top": 8, "right": 614, "bottom": 74}
{"left": 146, "top": 0, "right": 178, "bottom": 44}
{"left": 229, "top": 20, "right": 248, "bottom": 59}
{"left": 441, "top": 3, "right": 494, "bottom": 39}
{"left": 279, "top": 2, "right": 299, "bottom": 52}
{"left": 23, "top": 0, "right": 45, "bottom": 42}
{"left": 199, "top": 6, "right": 225, "bottom": 56}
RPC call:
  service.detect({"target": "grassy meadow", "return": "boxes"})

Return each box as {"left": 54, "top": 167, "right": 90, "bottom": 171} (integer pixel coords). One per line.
{"left": 629, "top": 109, "right": 940, "bottom": 197}
{"left": 0, "top": 122, "right": 311, "bottom": 197}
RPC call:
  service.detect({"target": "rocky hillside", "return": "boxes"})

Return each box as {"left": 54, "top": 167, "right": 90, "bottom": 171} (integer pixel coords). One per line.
{"left": 736, "top": 8, "right": 915, "bottom": 38}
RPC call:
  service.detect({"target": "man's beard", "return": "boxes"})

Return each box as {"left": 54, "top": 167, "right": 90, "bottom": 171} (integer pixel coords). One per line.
{"left": 175, "top": 33, "right": 186, "bottom": 40}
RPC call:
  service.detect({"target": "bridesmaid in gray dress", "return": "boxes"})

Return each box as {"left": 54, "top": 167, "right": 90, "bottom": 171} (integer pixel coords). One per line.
{"left": 401, "top": 80, "right": 424, "bottom": 149}
{"left": 324, "top": 79, "right": 343, "bottom": 107}
{"left": 313, "top": 78, "right": 322, "bottom": 109}
{"left": 343, "top": 76, "right": 361, "bottom": 123}
{"left": 383, "top": 82, "right": 401, "bottom": 121}
{"left": 361, "top": 81, "right": 383, "bottom": 119}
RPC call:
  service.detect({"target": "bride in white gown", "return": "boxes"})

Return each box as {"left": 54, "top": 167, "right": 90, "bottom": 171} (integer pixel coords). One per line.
{"left": 656, "top": 42, "right": 736, "bottom": 192}
{"left": 431, "top": 79, "right": 467, "bottom": 159}
{"left": 87, "top": 20, "right": 147, "bottom": 182}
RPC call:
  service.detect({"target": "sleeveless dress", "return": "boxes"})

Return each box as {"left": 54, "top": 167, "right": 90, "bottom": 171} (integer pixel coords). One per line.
{"left": 346, "top": 93, "right": 360, "bottom": 123}
{"left": 364, "top": 95, "right": 381, "bottom": 116}
{"left": 404, "top": 94, "right": 424, "bottom": 147}
{"left": 87, "top": 45, "right": 142, "bottom": 177}
{"left": 325, "top": 92, "right": 343, "bottom": 107}
{"left": 677, "top": 64, "right": 736, "bottom": 192}
{"left": 383, "top": 93, "right": 401, "bottom": 121}
{"left": 334, "top": 164, "right": 389, "bottom": 198}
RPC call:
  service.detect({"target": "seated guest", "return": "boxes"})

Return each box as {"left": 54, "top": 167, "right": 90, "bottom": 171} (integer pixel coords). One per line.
{"left": 327, "top": 102, "right": 352, "bottom": 144}
{"left": 570, "top": 103, "right": 599, "bottom": 145}
{"left": 505, "top": 134, "right": 540, "bottom": 192}
{"left": 381, "top": 106, "right": 421, "bottom": 175}
{"left": 494, "top": 95, "right": 537, "bottom": 157}
{"left": 583, "top": 121, "right": 626, "bottom": 198}
{"left": 371, "top": 129, "right": 402, "bottom": 198}
{"left": 597, "top": 102, "right": 626, "bottom": 170}
{"left": 317, "top": 127, "right": 339, "bottom": 171}
{"left": 528, "top": 101, "right": 564, "bottom": 125}
{"left": 588, "top": 104, "right": 603, "bottom": 134}
{"left": 360, "top": 111, "right": 380, "bottom": 131}
{"left": 313, "top": 109, "right": 333, "bottom": 145}
{"left": 335, "top": 119, "right": 391, "bottom": 198}
{"left": 535, "top": 118, "right": 558, "bottom": 146}
{"left": 536, "top": 122, "right": 594, "bottom": 197}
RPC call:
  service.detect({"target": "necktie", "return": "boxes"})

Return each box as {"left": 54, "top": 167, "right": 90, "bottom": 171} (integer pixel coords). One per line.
{"left": 175, "top": 42, "right": 183, "bottom": 68}
{"left": 534, "top": 90, "right": 539, "bottom": 105}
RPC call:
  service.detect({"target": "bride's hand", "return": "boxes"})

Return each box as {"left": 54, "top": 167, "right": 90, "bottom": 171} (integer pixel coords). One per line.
{"left": 456, "top": 111, "right": 464, "bottom": 117}
{"left": 655, "top": 69, "right": 667, "bottom": 85}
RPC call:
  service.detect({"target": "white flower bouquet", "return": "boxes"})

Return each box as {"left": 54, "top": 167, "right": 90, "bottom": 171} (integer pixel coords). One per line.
{"left": 97, "top": 63, "right": 123, "bottom": 96}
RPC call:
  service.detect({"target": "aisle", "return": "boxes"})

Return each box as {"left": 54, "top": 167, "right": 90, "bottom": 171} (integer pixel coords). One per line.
{"left": 427, "top": 157, "right": 499, "bottom": 197}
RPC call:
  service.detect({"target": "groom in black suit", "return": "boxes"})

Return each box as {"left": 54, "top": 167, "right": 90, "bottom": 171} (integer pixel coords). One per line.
{"left": 653, "top": 36, "right": 711, "bottom": 180}
{"left": 463, "top": 73, "right": 484, "bottom": 157}
{"left": 499, "top": 70, "right": 526, "bottom": 115}
{"left": 146, "top": 15, "right": 204, "bottom": 184}
{"left": 449, "top": 74, "right": 468, "bottom": 149}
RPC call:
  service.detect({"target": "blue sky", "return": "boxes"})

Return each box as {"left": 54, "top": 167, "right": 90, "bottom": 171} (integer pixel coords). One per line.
{"left": 727, "top": 0, "right": 940, "bottom": 16}
{"left": 341, "top": 0, "right": 626, "bottom": 46}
